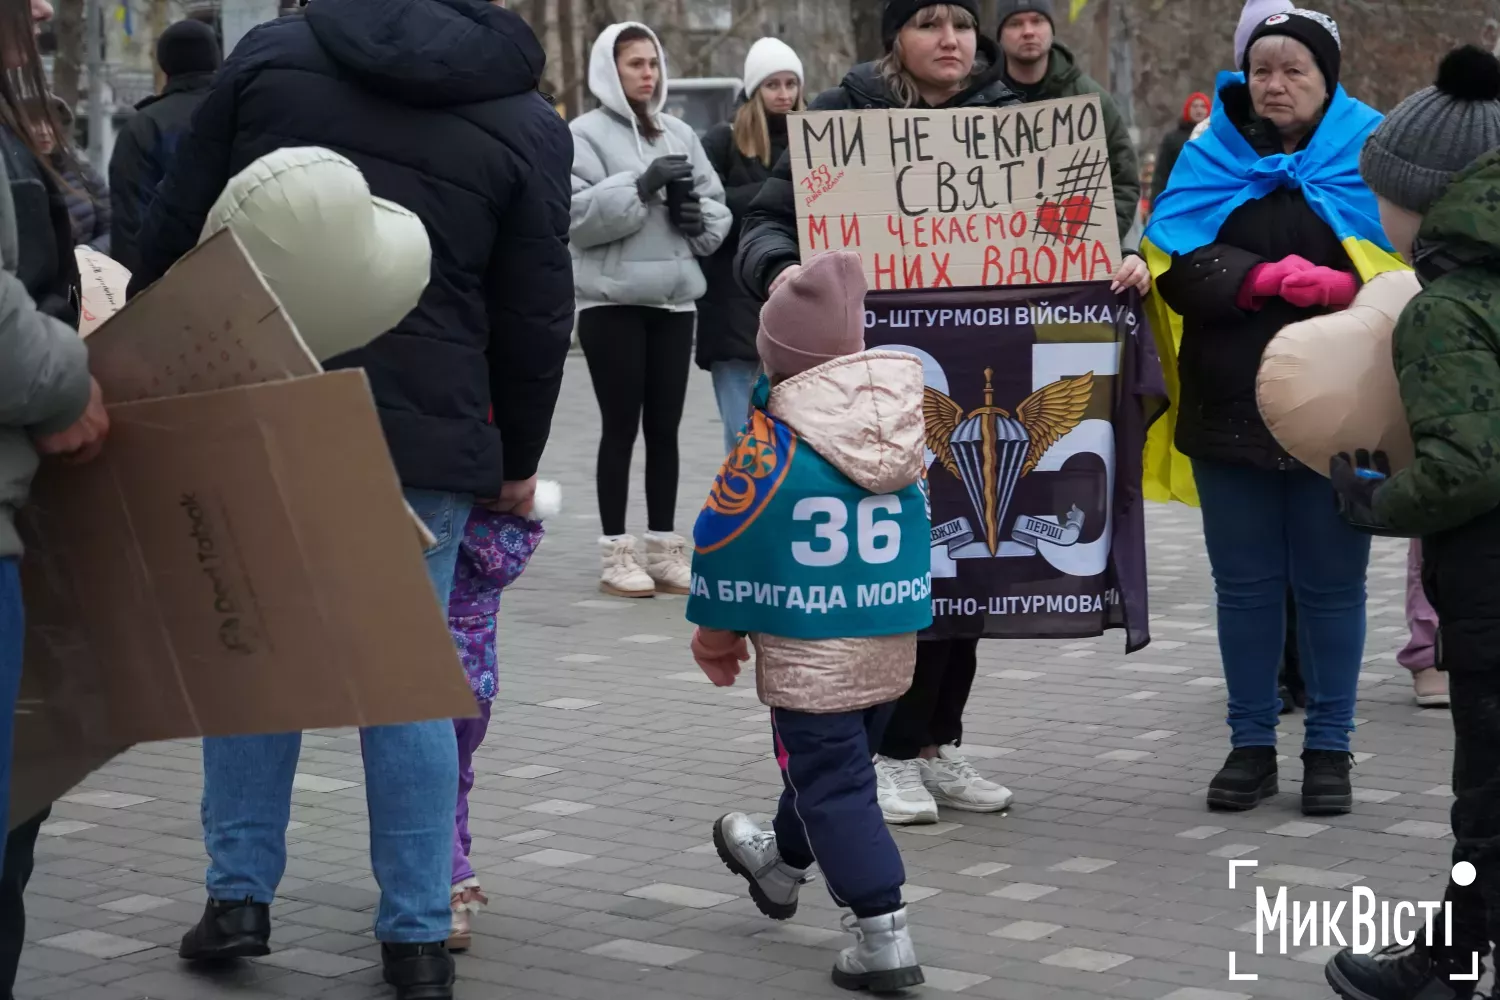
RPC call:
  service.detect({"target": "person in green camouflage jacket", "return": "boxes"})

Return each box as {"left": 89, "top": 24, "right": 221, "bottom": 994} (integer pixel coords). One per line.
{"left": 1327, "top": 45, "right": 1500, "bottom": 1000}
{"left": 993, "top": 0, "right": 1140, "bottom": 242}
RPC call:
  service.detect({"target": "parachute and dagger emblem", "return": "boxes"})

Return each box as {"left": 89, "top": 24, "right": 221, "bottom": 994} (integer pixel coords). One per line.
{"left": 924, "top": 369, "right": 1094, "bottom": 555}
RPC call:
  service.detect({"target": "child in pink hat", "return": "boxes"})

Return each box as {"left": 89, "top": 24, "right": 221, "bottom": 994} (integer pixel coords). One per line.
{"left": 688, "top": 252, "right": 931, "bottom": 992}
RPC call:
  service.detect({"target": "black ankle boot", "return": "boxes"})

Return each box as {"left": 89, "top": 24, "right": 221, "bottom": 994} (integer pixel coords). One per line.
{"left": 1325, "top": 942, "right": 1478, "bottom": 1000}
{"left": 1303, "top": 749, "right": 1354, "bottom": 816}
{"left": 1207, "top": 746, "right": 1278, "bottom": 811}
{"left": 178, "top": 897, "right": 271, "bottom": 962}
{"left": 382, "top": 942, "right": 454, "bottom": 1000}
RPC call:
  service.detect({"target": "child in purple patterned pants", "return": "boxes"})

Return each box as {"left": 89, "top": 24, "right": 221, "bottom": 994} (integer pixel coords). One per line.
{"left": 446, "top": 498, "right": 549, "bottom": 949}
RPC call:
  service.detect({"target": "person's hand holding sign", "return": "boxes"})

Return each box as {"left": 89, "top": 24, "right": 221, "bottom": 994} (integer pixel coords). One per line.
{"left": 1111, "top": 254, "right": 1151, "bottom": 296}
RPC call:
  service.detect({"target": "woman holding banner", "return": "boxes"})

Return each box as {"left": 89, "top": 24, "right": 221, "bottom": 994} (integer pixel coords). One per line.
{"left": 1143, "top": 9, "right": 1406, "bottom": 817}
{"left": 699, "top": 38, "right": 805, "bottom": 454}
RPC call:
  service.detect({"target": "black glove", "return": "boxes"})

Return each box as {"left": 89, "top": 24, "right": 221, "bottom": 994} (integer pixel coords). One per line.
{"left": 1330, "top": 449, "right": 1403, "bottom": 536}
{"left": 636, "top": 154, "right": 692, "bottom": 202}
{"left": 671, "top": 195, "right": 705, "bottom": 237}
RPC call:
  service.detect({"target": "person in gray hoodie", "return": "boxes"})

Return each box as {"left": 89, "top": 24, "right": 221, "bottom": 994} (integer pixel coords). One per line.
{"left": 569, "top": 20, "right": 730, "bottom": 601}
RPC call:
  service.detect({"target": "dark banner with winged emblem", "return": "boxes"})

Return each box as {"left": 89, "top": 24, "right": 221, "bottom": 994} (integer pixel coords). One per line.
{"left": 864, "top": 283, "right": 1160, "bottom": 651}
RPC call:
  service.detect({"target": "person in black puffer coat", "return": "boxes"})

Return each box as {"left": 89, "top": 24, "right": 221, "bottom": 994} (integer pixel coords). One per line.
{"left": 699, "top": 37, "right": 803, "bottom": 454}
{"left": 130, "top": 3, "right": 573, "bottom": 998}
{"left": 108, "top": 17, "right": 220, "bottom": 274}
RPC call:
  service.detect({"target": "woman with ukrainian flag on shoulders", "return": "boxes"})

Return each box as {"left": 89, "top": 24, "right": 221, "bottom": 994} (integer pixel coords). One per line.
{"left": 1140, "top": 9, "right": 1407, "bottom": 819}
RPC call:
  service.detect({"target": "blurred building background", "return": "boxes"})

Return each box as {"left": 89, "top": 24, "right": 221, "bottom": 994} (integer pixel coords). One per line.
{"left": 38, "top": 0, "right": 1500, "bottom": 175}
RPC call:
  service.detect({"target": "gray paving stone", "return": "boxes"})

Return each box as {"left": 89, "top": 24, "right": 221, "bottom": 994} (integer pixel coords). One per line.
{"left": 583, "top": 938, "right": 701, "bottom": 967}
{"left": 36, "top": 930, "right": 156, "bottom": 958}
{"left": 256, "top": 949, "right": 378, "bottom": 977}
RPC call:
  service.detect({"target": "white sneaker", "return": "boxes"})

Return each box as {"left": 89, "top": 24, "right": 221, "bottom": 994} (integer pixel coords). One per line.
{"left": 919, "top": 745, "right": 1013, "bottom": 812}
{"left": 598, "top": 535, "right": 654, "bottom": 599}
{"left": 874, "top": 756, "right": 938, "bottom": 825}
{"left": 642, "top": 531, "right": 692, "bottom": 595}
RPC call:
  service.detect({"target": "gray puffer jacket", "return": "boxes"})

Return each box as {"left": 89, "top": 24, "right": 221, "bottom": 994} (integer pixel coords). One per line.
{"left": 0, "top": 145, "right": 92, "bottom": 557}
{"left": 569, "top": 22, "right": 730, "bottom": 311}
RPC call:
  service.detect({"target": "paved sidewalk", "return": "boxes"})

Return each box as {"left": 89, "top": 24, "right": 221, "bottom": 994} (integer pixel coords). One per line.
{"left": 19, "top": 357, "right": 1462, "bottom": 1000}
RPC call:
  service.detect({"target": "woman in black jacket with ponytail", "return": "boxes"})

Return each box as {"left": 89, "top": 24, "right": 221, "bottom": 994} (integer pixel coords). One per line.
{"left": 698, "top": 37, "right": 804, "bottom": 454}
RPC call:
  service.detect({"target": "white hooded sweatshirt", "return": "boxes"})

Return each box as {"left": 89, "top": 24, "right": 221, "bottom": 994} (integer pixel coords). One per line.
{"left": 568, "top": 22, "right": 731, "bottom": 311}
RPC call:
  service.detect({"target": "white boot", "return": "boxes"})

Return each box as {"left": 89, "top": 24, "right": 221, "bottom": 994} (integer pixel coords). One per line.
{"left": 874, "top": 756, "right": 938, "bottom": 825}
{"left": 598, "top": 535, "right": 654, "bottom": 599}
{"left": 642, "top": 531, "right": 692, "bottom": 595}
{"left": 712, "top": 813, "right": 812, "bottom": 920}
{"left": 831, "top": 907, "right": 924, "bottom": 993}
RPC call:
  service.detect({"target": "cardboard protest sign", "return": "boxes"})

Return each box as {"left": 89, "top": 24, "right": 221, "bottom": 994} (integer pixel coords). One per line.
{"left": 789, "top": 94, "right": 1120, "bottom": 290}
{"left": 13, "top": 231, "right": 474, "bottom": 826}
{"left": 74, "top": 247, "right": 129, "bottom": 336}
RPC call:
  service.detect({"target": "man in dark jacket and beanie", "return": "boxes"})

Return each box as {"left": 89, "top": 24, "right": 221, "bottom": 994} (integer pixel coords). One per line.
{"left": 994, "top": 0, "right": 1140, "bottom": 241}
{"left": 129, "top": 2, "right": 574, "bottom": 998}
{"left": 736, "top": 0, "right": 1020, "bottom": 300}
{"left": 107, "top": 17, "right": 220, "bottom": 274}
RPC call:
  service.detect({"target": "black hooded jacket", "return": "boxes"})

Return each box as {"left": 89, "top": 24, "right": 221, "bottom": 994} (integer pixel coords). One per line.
{"left": 735, "top": 38, "right": 1021, "bottom": 300}
{"left": 109, "top": 71, "right": 213, "bottom": 274}
{"left": 130, "top": 0, "right": 575, "bottom": 496}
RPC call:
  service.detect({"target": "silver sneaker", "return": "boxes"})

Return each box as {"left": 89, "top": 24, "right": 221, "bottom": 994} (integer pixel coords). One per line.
{"left": 831, "top": 907, "right": 924, "bottom": 994}
{"left": 712, "top": 813, "right": 812, "bottom": 920}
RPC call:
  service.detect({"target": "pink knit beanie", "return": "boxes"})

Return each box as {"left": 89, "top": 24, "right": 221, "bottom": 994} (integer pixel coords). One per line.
{"left": 756, "top": 253, "right": 867, "bottom": 379}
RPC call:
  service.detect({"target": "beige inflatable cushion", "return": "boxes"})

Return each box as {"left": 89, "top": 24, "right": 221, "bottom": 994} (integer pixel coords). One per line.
{"left": 1257, "top": 269, "right": 1421, "bottom": 476}
{"left": 200, "top": 147, "right": 431, "bottom": 363}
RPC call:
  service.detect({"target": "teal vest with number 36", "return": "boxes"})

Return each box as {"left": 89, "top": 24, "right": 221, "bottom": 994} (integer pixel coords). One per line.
{"left": 686, "top": 379, "right": 933, "bottom": 640}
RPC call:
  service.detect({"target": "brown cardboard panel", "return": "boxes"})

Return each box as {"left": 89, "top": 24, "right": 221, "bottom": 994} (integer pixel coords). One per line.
{"left": 14, "top": 371, "right": 477, "bottom": 827}
{"left": 789, "top": 96, "right": 1123, "bottom": 290}
{"left": 20, "top": 370, "right": 476, "bottom": 753}
{"left": 83, "top": 229, "right": 319, "bottom": 402}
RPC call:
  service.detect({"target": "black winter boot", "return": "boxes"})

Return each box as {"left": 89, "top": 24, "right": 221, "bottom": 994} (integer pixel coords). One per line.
{"left": 1302, "top": 749, "right": 1354, "bottom": 816}
{"left": 178, "top": 897, "right": 271, "bottom": 962}
{"left": 382, "top": 942, "right": 454, "bottom": 1000}
{"left": 1207, "top": 746, "right": 1278, "bottom": 811}
{"left": 1325, "top": 942, "right": 1479, "bottom": 1000}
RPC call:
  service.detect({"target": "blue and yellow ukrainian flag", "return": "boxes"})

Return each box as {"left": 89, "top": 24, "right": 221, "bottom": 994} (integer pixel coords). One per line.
{"left": 1140, "top": 72, "right": 1409, "bottom": 506}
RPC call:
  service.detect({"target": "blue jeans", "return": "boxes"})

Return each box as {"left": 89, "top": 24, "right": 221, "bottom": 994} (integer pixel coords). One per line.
{"left": 1193, "top": 460, "right": 1370, "bottom": 751}
{"left": 0, "top": 560, "right": 22, "bottom": 839}
{"left": 201, "top": 488, "right": 470, "bottom": 943}
{"left": 711, "top": 359, "right": 758, "bottom": 455}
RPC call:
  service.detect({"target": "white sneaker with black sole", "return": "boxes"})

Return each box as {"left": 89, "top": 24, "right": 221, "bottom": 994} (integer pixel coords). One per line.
{"left": 919, "top": 745, "right": 1013, "bottom": 812}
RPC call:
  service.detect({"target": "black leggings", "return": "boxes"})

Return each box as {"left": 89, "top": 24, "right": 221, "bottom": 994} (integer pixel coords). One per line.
{"left": 578, "top": 306, "right": 695, "bottom": 537}
{"left": 879, "top": 638, "right": 979, "bottom": 760}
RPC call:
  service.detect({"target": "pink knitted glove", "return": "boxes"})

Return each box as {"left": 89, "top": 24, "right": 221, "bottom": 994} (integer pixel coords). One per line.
{"left": 691, "top": 627, "right": 748, "bottom": 687}
{"left": 1280, "top": 267, "right": 1359, "bottom": 309}
{"left": 1235, "top": 254, "right": 1315, "bottom": 310}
